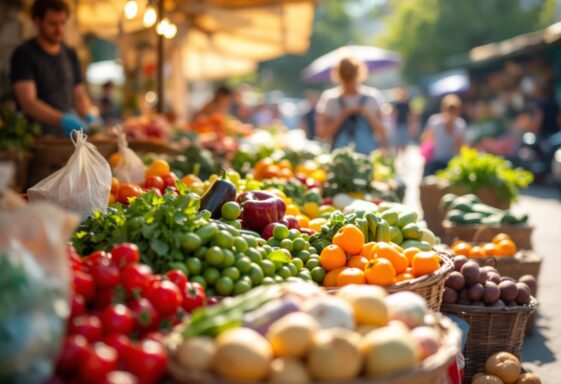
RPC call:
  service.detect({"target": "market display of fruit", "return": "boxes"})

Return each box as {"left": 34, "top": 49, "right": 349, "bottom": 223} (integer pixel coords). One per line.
{"left": 169, "top": 282, "right": 457, "bottom": 383}
{"left": 443, "top": 255, "right": 535, "bottom": 307}
{"left": 441, "top": 194, "right": 528, "bottom": 226}
{"left": 472, "top": 352, "right": 541, "bottom": 384}
{"left": 451, "top": 233, "right": 518, "bottom": 258}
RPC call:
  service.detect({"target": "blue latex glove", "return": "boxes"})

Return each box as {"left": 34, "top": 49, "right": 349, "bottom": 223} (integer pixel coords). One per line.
{"left": 61, "top": 113, "right": 88, "bottom": 136}
{"left": 85, "top": 113, "right": 102, "bottom": 125}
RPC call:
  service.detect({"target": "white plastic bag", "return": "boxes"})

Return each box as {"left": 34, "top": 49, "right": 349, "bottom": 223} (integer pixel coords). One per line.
{"left": 112, "top": 125, "right": 146, "bottom": 184}
{"left": 0, "top": 202, "right": 79, "bottom": 383}
{"left": 28, "top": 130, "right": 112, "bottom": 218}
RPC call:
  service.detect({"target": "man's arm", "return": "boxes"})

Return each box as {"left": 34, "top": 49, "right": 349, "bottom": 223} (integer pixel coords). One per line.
{"left": 73, "top": 83, "right": 92, "bottom": 118}
{"left": 13, "top": 81, "right": 64, "bottom": 126}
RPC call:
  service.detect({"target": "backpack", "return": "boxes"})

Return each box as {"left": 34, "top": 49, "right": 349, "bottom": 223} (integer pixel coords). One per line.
{"left": 331, "top": 95, "right": 378, "bottom": 155}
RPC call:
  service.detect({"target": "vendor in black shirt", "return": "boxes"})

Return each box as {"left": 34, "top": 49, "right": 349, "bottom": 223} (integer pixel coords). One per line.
{"left": 10, "top": 0, "right": 97, "bottom": 136}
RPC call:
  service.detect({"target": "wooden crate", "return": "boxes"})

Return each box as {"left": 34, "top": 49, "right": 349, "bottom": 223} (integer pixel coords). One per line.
{"left": 442, "top": 220, "right": 534, "bottom": 250}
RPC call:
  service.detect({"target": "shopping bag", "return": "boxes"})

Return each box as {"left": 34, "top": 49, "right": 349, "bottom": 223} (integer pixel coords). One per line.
{"left": 112, "top": 125, "right": 146, "bottom": 184}
{"left": 28, "top": 129, "right": 112, "bottom": 218}
{"left": 0, "top": 202, "right": 79, "bottom": 383}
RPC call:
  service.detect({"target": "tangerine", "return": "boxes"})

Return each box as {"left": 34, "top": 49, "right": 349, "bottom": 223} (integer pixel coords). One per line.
{"left": 376, "top": 242, "right": 408, "bottom": 274}
{"left": 181, "top": 174, "right": 202, "bottom": 187}
{"left": 108, "top": 194, "right": 116, "bottom": 204}
{"left": 323, "top": 267, "right": 347, "bottom": 287}
{"left": 469, "top": 245, "right": 486, "bottom": 258}
{"left": 332, "top": 224, "right": 365, "bottom": 255}
{"left": 411, "top": 251, "right": 441, "bottom": 277}
{"left": 109, "top": 152, "right": 123, "bottom": 168}
{"left": 360, "top": 242, "right": 376, "bottom": 260}
{"left": 403, "top": 247, "right": 421, "bottom": 265}
{"left": 496, "top": 239, "right": 517, "bottom": 256}
{"left": 452, "top": 241, "right": 472, "bottom": 256}
{"left": 482, "top": 243, "right": 498, "bottom": 257}
{"left": 492, "top": 233, "right": 511, "bottom": 244}
{"left": 319, "top": 244, "right": 347, "bottom": 271}
{"left": 347, "top": 255, "right": 369, "bottom": 270}
{"left": 337, "top": 268, "right": 366, "bottom": 286}
{"left": 111, "top": 177, "right": 120, "bottom": 195}
{"left": 365, "top": 258, "right": 396, "bottom": 286}
{"left": 395, "top": 272, "right": 415, "bottom": 283}
{"left": 146, "top": 159, "right": 170, "bottom": 178}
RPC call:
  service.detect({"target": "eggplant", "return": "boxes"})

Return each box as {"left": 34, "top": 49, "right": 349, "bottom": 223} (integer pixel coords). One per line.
{"left": 199, "top": 171, "right": 237, "bottom": 218}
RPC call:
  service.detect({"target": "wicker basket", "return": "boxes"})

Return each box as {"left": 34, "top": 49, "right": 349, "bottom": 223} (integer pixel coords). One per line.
{"left": 441, "top": 298, "right": 537, "bottom": 383}
{"left": 326, "top": 251, "right": 454, "bottom": 312}
{"left": 165, "top": 315, "right": 461, "bottom": 384}
{"left": 442, "top": 221, "right": 534, "bottom": 250}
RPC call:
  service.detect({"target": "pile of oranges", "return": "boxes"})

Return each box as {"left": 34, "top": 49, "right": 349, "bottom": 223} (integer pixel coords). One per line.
{"left": 253, "top": 158, "right": 295, "bottom": 181}
{"left": 451, "top": 233, "right": 517, "bottom": 258}
{"left": 109, "top": 159, "right": 180, "bottom": 205}
{"left": 319, "top": 224, "right": 442, "bottom": 288}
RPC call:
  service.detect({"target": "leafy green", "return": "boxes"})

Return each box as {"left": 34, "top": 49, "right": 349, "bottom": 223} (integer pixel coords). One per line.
{"left": 323, "top": 147, "right": 374, "bottom": 197}
{"left": 0, "top": 102, "right": 41, "bottom": 152}
{"left": 170, "top": 145, "right": 225, "bottom": 180}
{"left": 309, "top": 211, "right": 356, "bottom": 252}
{"left": 437, "top": 147, "right": 533, "bottom": 202}
{"left": 262, "top": 179, "right": 321, "bottom": 207}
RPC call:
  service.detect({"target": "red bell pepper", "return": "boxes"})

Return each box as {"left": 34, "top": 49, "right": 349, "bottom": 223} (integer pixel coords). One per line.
{"left": 236, "top": 191, "right": 286, "bottom": 232}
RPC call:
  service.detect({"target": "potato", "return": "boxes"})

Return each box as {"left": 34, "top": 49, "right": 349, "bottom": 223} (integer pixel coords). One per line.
{"left": 499, "top": 281, "right": 519, "bottom": 302}
{"left": 446, "top": 271, "right": 466, "bottom": 290}
{"left": 213, "top": 327, "right": 273, "bottom": 381}
{"left": 461, "top": 261, "right": 481, "bottom": 286}
{"left": 266, "top": 312, "right": 319, "bottom": 358}
{"left": 307, "top": 328, "right": 362, "bottom": 381}
{"left": 336, "top": 285, "right": 388, "bottom": 326}
{"left": 485, "top": 352, "right": 521, "bottom": 384}
{"left": 176, "top": 336, "right": 215, "bottom": 372}
{"left": 453, "top": 256, "right": 469, "bottom": 271}
{"left": 518, "top": 275, "right": 537, "bottom": 296}
{"left": 269, "top": 358, "right": 310, "bottom": 384}
{"left": 515, "top": 283, "right": 531, "bottom": 305}
{"left": 488, "top": 272, "right": 501, "bottom": 285}
{"left": 472, "top": 374, "right": 505, "bottom": 384}
{"left": 483, "top": 281, "right": 501, "bottom": 304}
{"left": 469, "top": 283, "right": 485, "bottom": 301}
{"left": 515, "top": 373, "right": 542, "bottom": 384}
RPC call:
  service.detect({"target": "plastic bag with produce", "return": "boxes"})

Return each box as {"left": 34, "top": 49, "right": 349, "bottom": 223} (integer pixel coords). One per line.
{"left": 28, "top": 129, "right": 111, "bottom": 218}
{"left": 0, "top": 202, "right": 79, "bottom": 383}
{"left": 112, "top": 125, "right": 146, "bottom": 184}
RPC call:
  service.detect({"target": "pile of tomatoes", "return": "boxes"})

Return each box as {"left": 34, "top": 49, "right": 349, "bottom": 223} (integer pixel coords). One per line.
{"left": 54, "top": 243, "right": 207, "bottom": 383}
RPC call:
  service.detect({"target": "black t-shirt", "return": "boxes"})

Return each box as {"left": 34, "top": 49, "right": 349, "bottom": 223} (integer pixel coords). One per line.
{"left": 10, "top": 39, "right": 83, "bottom": 134}
{"left": 537, "top": 99, "right": 560, "bottom": 139}
{"left": 394, "top": 100, "right": 410, "bottom": 126}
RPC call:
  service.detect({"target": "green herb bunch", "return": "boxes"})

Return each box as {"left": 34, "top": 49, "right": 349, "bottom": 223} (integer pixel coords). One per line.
{"left": 323, "top": 147, "right": 373, "bottom": 197}
{"left": 0, "top": 102, "right": 41, "bottom": 152}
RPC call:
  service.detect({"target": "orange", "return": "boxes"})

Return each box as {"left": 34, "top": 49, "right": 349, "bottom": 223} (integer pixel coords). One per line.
{"left": 332, "top": 224, "right": 365, "bottom": 255}
{"left": 411, "top": 251, "right": 441, "bottom": 277}
{"left": 360, "top": 242, "right": 377, "bottom": 260}
{"left": 376, "top": 242, "right": 408, "bottom": 274}
{"left": 146, "top": 159, "right": 170, "bottom": 178}
{"left": 403, "top": 247, "right": 421, "bottom": 264}
{"left": 108, "top": 194, "right": 116, "bottom": 204}
{"left": 181, "top": 174, "right": 202, "bottom": 187}
{"left": 492, "top": 233, "right": 511, "bottom": 244}
{"left": 323, "top": 267, "right": 348, "bottom": 287}
{"left": 482, "top": 243, "right": 498, "bottom": 257}
{"left": 389, "top": 242, "right": 404, "bottom": 253}
{"left": 109, "top": 152, "right": 123, "bottom": 168}
{"left": 111, "top": 177, "right": 120, "bottom": 195}
{"left": 405, "top": 267, "right": 413, "bottom": 274}
{"left": 469, "top": 245, "right": 485, "bottom": 258}
{"left": 278, "top": 167, "right": 293, "bottom": 179}
{"left": 295, "top": 215, "right": 310, "bottom": 229}
{"left": 451, "top": 241, "right": 472, "bottom": 256}
{"left": 347, "top": 255, "right": 368, "bottom": 270}
{"left": 337, "top": 268, "right": 366, "bottom": 286}
{"left": 254, "top": 158, "right": 274, "bottom": 179}
{"left": 496, "top": 239, "right": 517, "bottom": 256}
{"left": 395, "top": 272, "right": 415, "bottom": 283}
{"left": 311, "top": 169, "right": 327, "bottom": 183}
{"left": 319, "top": 244, "right": 347, "bottom": 271}
{"left": 278, "top": 159, "right": 293, "bottom": 171}
{"left": 365, "top": 258, "right": 396, "bottom": 286}
{"left": 309, "top": 218, "right": 327, "bottom": 232}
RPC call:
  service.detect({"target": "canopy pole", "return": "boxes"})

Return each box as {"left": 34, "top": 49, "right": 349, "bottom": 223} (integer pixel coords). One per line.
{"left": 157, "top": 0, "right": 165, "bottom": 113}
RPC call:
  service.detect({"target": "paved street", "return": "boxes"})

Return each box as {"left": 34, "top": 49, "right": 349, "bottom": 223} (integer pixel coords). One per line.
{"left": 397, "top": 146, "right": 561, "bottom": 381}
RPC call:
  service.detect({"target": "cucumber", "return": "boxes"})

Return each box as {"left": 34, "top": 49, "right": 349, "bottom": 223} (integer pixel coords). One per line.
{"left": 471, "top": 203, "right": 500, "bottom": 216}
{"left": 365, "top": 212, "right": 380, "bottom": 243}
{"left": 397, "top": 211, "right": 419, "bottom": 228}
{"left": 355, "top": 218, "right": 370, "bottom": 241}
{"left": 420, "top": 228, "right": 437, "bottom": 246}
{"left": 440, "top": 193, "right": 458, "bottom": 212}
{"left": 400, "top": 240, "right": 432, "bottom": 251}
{"left": 390, "top": 226, "right": 403, "bottom": 244}
{"left": 462, "top": 212, "right": 485, "bottom": 224}
{"left": 452, "top": 202, "right": 474, "bottom": 213}
{"left": 446, "top": 209, "right": 465, "bottom": 223}
{"left": 481, "top": 213, "right": 503, "bottom": 225}
{"left": 380, "top": 209, "right": 399, "bottom": 226}
{"left": 375, "top": 221, "right": 391, "bottom": 242}
{"left": 501, "top": 212, "right": 528, "bottom": 225}
{"left": 402, "top": 223, "right": 424, "bottom": 240}
{"left": 463, "top": 194, "right": 481, "bottom": 204}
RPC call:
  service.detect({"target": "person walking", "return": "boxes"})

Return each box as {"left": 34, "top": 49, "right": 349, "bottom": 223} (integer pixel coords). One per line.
{"left": 422, "top": 94, "right": 466, "bottom": 176}
{"left": 10, "top": 0, "right": 97, "bottom": 136}
{"left": 315, "top": 57, "right": 387, "bottom": 154}
{"left": 391, "top": 86, "right": 416, "bottom": 154}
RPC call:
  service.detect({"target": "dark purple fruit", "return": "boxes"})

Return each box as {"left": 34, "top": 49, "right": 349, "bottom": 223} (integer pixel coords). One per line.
{"left": 487, "top": 272, "right": 501, "bottom": 285}
{"left": 515, "top": 282, "right": 531, "bottom": 305}
{"left": 500, "top": 276, "right": 516, "bottom": 282}
{"left": 481, "top": 266, "right": 498, "bottom": 274}
{"left": 445, "top": 271, "right": 465, "bottom": 291}
{"left": 468, "top": 283, "right": 484, "bottom": 301}
{"left": 519, "top": 275, "right": 537, "bottom": 296}
{"left": 478, "top": 270, "right": 488, "bottom": 285}
{"left": 483, "top": 281, "right": 501, "bottom": 304}
{"left": 453, "top": 256, "right": 469, "bottom": 272}
{"left": 443, "top": 287, "right": 458, "bottom": 304}
{"left": 499, "top": 280, "right": 519, "bottom": 302}
{"left": 488, "top": 299, "right": 505, "bottom": 307}
{"left": 458, "top": 288, "right": 470, "bottom": 302}
{"left": 461, "top": 261, "right": 481, "bottom": 286}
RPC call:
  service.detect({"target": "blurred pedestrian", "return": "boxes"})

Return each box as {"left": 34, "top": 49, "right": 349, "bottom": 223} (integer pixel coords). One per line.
{"left": 195, "top": 85, "right": 233, "bottom": 118}
{"left": 98, "top": 81, "right": 119, "bottom": 125}
{"left": 391, "top": 86, "right": 416, "bottom": 154}
{"left": 300, "top": 90, "right": 320, "bottom": 140}
{"left": 422, "top": 94, "right": 466, "bottom": 176}
{"left": 251, "top": 103, "right": 274, "bottom": 127}
{"left": 230, "top": 84, "right": 252, "bottom": 123}
{"left": 315, "top": 57, "right": 387, "bottom": 154}
{"left": 532, "top": 86, "right": 559, "bottom": 140}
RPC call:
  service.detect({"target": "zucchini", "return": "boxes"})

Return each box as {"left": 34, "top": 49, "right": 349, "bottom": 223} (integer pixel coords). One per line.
{"left": 380, "top": 209, "right": 399, "bottom": 226}
{"left": 452, "top": 202, "right": 474, "bottom": 213}
{"left": 446, "top": 209, "right": 465, "bottom": 223}
{"left": 471, "top": 203, "right": 500, "bottom": 216}
{"left": 375, "top": 221, "right": 391, "bottom": 242}
{"left": 420, "top": 228, "right": 437, "bottom": 246}
{"left": 501, "top": 212, "right": 528, "bottom": 225}
{"left": 463, "top": 194, "right": 481, "bottom": 204}
{"left": 462, "top": 212, "right": 485, "bottom": 224}
{"left": 397, "top": 211, "right": 419, "bottom": 228}
{"left": 390, "top": 226, "right": 403, "bottom": 244}
{"left": 481, "top": 213, "right": 503, "bottom": 225}
{"left": 400, "top": 240, "right": 432, "bottom": 251}
{"left": 365, "top": 212, "right": 380, "bottom": 243}
{"left": 402, "top": 223, "right": 423, "bottom": 240}
{"left": 440, "top": 193, "right": 458, "bottom": 212}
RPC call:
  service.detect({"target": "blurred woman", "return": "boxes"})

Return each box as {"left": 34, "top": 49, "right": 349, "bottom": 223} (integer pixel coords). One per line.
{"left": 315, "top": 57, "right": 387, "bottom": 154}
{"left": 391, "top": 86, "right": 416, "bottom": 154}
{"left": 422, "top": 94, "right": 466, "bottom": 176}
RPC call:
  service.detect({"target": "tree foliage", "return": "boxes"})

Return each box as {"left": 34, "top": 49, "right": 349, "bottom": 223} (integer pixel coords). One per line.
{"left": 378, "top": 0, "right": 556, "bottom": 82}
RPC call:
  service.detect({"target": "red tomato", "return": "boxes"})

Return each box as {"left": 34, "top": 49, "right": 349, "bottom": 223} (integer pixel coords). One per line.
{"left": 144, "top": 176, "right": 164, "bottom": 192}
{"left": 182, "top": 282, "right": 206, "bottom": 313}
{"left": 110, "top": 243, "right": 140, "bottom": 269}
{"left": 127, "top": 297, "right": 160, "bottom": 331}
{"left": 55, "top": 335, "right": 89, "bottom": 377}
{"left": 102, "top": 334, "right": 132, "bottom": 357}
{"left": 141, "top": 331, "right": 163, "bottom": 342}
{"left": 70, "top": 294, "right": 86, "bottom": 319}
{"left": 100, "top": 304, "right": 135, "bottom": 335}
{"left": 122, "top": 340, "right": 167, "bottom": 383}
{"left": 94, "top": 287, "right": 126, "bottom": 309}
{"left": 118, "top": 184, "right": 141, "bottom": 205}
{"left": 121, "top": 264, "right": 153, "bottom": 294}
{"left": 144, "top": 280, "right": 182, "bottom": 317}
{"left": 90, "top": 258, "right": 120, "bottom": 289}
{"left": 78, "top": 343, "right": 118, "bottom": 382}
{"left": 85, "top": 250, "right": 111, "bottom": 267}
{"left": 69, "top": 315, "right": 103, "bottom": 342}
{"left": 162, "top": 172, "right": 178, "bottom": 189}
{"left": 165, "top": 269, "right": 188, "bottom": 291}
{"left": 105, "top": 371, "right": 138, "bottom": 384}
{"left": 73, "top": 271, "right": 95, "bottom": 301}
